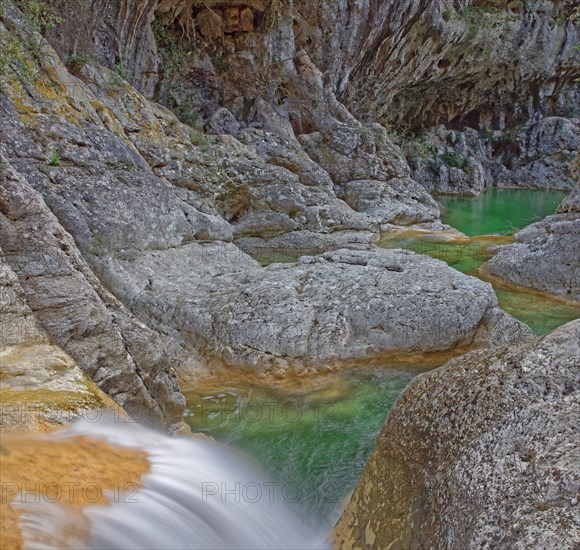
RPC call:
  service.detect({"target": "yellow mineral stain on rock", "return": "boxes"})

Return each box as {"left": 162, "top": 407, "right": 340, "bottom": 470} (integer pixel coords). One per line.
{"left": 0, "top": 343, "right": 123, "bottom": 434}
{"left": 0, "top": 435, "right": 150, "bottom": 550}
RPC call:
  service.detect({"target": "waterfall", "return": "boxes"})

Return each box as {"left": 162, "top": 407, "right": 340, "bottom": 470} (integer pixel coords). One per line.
{"left": 14, "top": 416, "right": 328, "bottom": 549}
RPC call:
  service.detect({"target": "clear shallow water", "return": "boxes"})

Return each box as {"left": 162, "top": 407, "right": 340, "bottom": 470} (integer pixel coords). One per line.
{"left": 184, "top": 367, "right": 420, "bottom": 526}
{"left": 378, "top": 231, "right": 579, "bottom": 335}
{"left": 184, "top": 188, "right": 578, "bottom": 532}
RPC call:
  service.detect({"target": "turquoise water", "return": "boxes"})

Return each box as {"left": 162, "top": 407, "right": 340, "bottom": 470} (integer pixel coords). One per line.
{"left": 438, "top": 188, "right": 568, "bottom": 236}
{"left": 184, "top": 367, "right": 420, "bottom": 526}
{"left": 186, "top": 187, "right": 578, "bottom": 528}
{"left": 379, "top": 188, "right": 578, "bottom": 335}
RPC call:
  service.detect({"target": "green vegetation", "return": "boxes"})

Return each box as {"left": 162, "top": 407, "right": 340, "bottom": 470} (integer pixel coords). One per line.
{"left": 439, "top": 151, "right": 471, "bottom": 169}
{"left": 114, "top": 59, "right": 129, "bottom": 80}
{"left": 0, "top": 0, "right": 61, "bottom": 88}
{"left": 209, "top": 50, "right": 229, "bottom": 73}
{"left": 408, "top": 133, "right": 437, "bottom": 161}
{"left": 153, "top": 20, "right": 197, "bottom": 71}
{"left": 479, "top": 127, "right": 494, "bottom": 140}
{"left": 563, "top": 42, "right": 580, "bottom": 83}
{"left": 456, "top": 5, "right": 518, "bottom": 33}
{"left": 189, "top": 130, "right": 209, "bottom": 147}
{"left": 152, "top": 20, "right": 202, "bottom": 125}
{"left": 383, "top": 126, "right": 438, "bottom": 166}
{"left": 174, "top": 92, "right": 200, "bottom": 125}
{"left": 90, "top": 233, "right": 111, "bottom": 256}
{"left": 48, "top": 148, "right": 61, "bottom": 166}
{"left": 67, "top": 52, "right": 90, "bottom": 71}
{"left": 14, "top": 0, "right": 61, "bottom": 34}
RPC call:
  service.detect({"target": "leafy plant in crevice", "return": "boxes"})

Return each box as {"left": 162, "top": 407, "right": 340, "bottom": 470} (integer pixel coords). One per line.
{"left": 67, "top": 51, "right": 90, "bottom": 72}
{"left": 90, "top": 233, "right": 111, "bottom": 256}
{"left": 409, "top": 134, "right": 438, "bottom": 162}
{"left": 15, "top": 0, "right": 61, "bottom": 35}
{"left": 114, "top": 58, "right": 129, "bottom": 80}
{"left": 48, "top": 148, "right": 61, "bottom": 166}
{"left": 439, "top": 151, "right": 471, "bottom": 170}
{"left": 385, "top": 126, "right": 439, "bottom": 167}
{"left": 173, "top": 89, "right": 201, "bottom": 126}
{"left": 153, "top": 19, "right": 197, "bottom": 73}
{"left": 479, "top": 126, "right": 494, "bottom": 140}
{"left": 209, "top": 50, "right": 229, "bottom": 73}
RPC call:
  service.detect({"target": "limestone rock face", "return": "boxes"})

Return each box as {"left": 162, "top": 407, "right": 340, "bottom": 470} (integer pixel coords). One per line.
{"left": 40, "top": 0, "right": 578, "bottom": 200}
{"left": 412, "top": 118, "right": 579, "bottom": 196}
{"left": 480, "top": 186, "right": 580, "bottom": 302}
{"left": 45, "top": 0, "right": 159, "bottom": 97}
{"left": 335, "top": 319, "right": 580, "bottom": 549}
{"left": 0, "top": 253, "right": 120, "bottom": 433}
{"left": 49, "top": 0, "right": 577, "bottom": 131}
{"left": 0, "top": 155, "right": 187, "bottom": 432}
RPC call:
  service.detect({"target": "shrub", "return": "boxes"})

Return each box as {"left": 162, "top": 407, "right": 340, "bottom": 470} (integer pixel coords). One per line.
{"left": 175, "top": 93, "right": 200, "bottom": 126}
{"left": 439, "top": 151, "right": 471, "bottom": 169}
{"left": 189, "top": 130, "right": 208, "bottom": 147}
{"left": 67, "top": 52, "right": 89, "bottom": 70}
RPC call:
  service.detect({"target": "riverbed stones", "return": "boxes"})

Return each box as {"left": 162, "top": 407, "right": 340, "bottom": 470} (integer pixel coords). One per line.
{"left": 335, "top": 319, "right": 580, "bottom": 549}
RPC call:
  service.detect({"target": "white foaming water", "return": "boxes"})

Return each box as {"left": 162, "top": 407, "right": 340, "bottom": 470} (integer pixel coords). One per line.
{"left": 15, "top": 416, "right": 328, "bottom": 549}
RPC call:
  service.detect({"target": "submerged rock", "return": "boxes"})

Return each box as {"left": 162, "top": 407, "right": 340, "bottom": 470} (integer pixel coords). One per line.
{"left": 335, "top": 319, "right": 580, "bottom": 549}
{"left": 481, "top": 186, "right": 580, "bottom": 303}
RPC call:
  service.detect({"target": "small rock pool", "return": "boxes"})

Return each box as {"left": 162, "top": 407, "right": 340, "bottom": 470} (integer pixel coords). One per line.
{"left": 184, "top": 365, "right": 424, "bottom": 529}
{"left": 185, "top": 187, "right": 579, "bottom": 529}
{"left": 381, "top": 188, "right": 578, "bottom": 335}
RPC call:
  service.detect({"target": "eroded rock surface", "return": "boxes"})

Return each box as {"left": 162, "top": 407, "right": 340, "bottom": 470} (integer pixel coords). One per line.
{"left": 116, "top": 247, "right": 535, "bottom": 369}
{"left": 0, "top": 155, "right": 187, "bottom": 431}
{"left": 336, "top": 319, "right": 580, "bottom": 549}
{"left": 0, "top": 253, "right": 120, "bottom": 432}
{"left": 412, "top": 118, "right": 579, "bottom": 196}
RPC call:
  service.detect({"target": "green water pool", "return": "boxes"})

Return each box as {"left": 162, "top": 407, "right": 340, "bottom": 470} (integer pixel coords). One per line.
{"left": 378, "top": 231, "right": 579, "bottom": 335}
{"left": 379, "top": 188, "right": 578, "bottom": 335}
{"left": 438, "top": 188, "right": 568, "bottom": 236}
{"left": 186, "top": 187, "right": 578, "bottom": 528}
{"left": 185, "top": 367, "right": 420, "bottom": 526}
